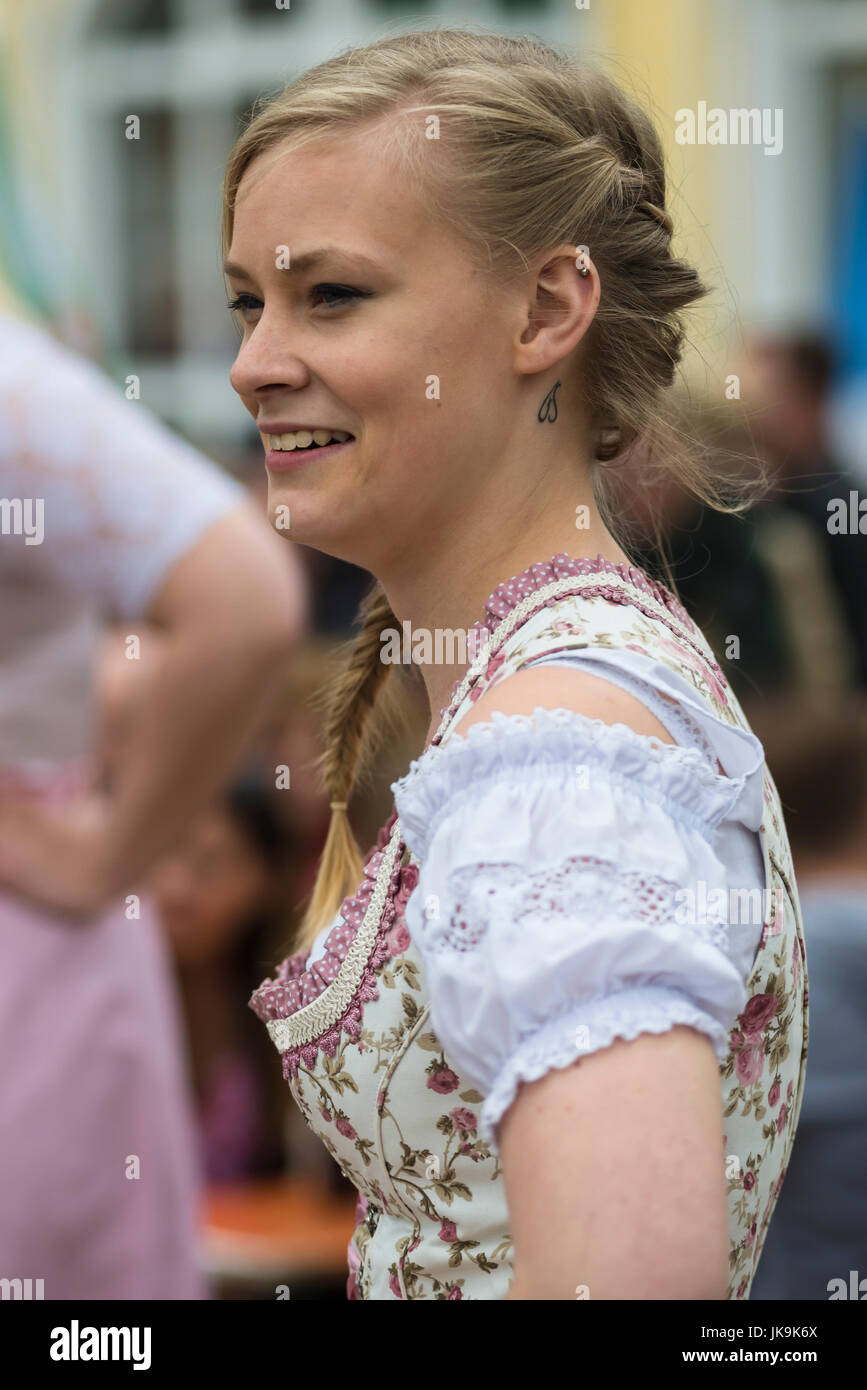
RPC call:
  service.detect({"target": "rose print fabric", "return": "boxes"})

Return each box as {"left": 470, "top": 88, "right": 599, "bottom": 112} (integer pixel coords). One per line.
{"left": 250, "top": 553, "right": 809, "bottom": 1299}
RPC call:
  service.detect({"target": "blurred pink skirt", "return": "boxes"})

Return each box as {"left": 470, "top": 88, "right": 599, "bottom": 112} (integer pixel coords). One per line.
{"left": 0, "top": 761, "right": 209, "bottom": 1299}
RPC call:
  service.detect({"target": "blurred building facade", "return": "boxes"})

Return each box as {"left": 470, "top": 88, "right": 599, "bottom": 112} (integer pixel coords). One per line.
{"left": 1, "top": 0, "right": 867, "bottom": 474}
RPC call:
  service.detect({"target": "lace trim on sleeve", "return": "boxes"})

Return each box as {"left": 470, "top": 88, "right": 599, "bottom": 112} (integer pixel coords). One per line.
{"left": 480, "top": 984, "right": 731, "bottom": 1144}
{"left": 425, "top": 853, "right": 731, "bottom": 956}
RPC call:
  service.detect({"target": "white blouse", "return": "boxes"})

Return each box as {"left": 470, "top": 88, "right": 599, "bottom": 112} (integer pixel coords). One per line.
{"left": 307, "top": 647, "right": 767, "bottom": 1149}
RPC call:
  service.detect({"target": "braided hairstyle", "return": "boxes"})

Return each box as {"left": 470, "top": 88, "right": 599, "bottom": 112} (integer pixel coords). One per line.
{"left": 222, "top": 27, "right": 744, "bottom": 953}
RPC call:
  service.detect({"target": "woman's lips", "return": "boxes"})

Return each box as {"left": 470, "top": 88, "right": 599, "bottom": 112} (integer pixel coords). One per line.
{"left": 265, "top": 439, "right": 354, "bottom": 470}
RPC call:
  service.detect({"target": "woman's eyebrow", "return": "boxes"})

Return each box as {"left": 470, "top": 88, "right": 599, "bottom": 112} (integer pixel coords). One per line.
{"left": 222, "top": 247, "right": 386, "bottom": 278}
{"left": 222, "top": 259, "right": 255, "bottom": 280}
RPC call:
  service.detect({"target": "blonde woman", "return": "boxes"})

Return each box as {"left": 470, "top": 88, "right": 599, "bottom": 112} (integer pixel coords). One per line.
{"left": 224, "top": 29, "right": 808, "bottom": 1301}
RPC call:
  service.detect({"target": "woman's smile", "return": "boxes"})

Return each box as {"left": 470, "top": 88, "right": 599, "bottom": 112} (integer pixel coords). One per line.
{"left": 264, "top": 435, "right": 355, "bottom": 470}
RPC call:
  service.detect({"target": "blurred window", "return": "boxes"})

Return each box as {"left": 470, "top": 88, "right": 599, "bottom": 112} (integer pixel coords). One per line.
{"left": 90, "top": 0, "right": 172, "bottom": 32}
{"left": 831, "top": 60, "right": 867, "bottom": 384}
{"left": 119, "top": 109, "right": 178, "bottom": 356}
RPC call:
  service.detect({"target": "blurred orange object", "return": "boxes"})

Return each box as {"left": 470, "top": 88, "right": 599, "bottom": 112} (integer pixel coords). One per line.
{"left": 201, "top": 1176, "right": 356, "bottom": 1290}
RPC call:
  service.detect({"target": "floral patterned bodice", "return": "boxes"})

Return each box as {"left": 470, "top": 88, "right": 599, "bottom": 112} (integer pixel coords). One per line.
{"left": 250, "top": 555, "right": 809, "bottom": 1300}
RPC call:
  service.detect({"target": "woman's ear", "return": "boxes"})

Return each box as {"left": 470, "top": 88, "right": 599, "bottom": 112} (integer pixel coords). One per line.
{"left": 514, "top": 243, "right": 600, "bottom": 374}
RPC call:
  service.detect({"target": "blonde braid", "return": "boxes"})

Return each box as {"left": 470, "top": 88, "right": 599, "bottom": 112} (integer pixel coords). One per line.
{"left": 294, "top": 581, "right": 399, "bottom": 952}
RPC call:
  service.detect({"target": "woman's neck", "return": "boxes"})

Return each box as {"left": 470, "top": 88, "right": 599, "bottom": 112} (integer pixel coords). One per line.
{"left": 380, "top": 509, "right": 629, "bottom": 733}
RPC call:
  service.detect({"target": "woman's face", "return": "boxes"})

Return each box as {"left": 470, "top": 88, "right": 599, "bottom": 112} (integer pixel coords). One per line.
{"left": 226, "top": 125, "right": 524, "bottom": 571}
{"left": 150, "top": 808, "right": 274, "bottom": 968}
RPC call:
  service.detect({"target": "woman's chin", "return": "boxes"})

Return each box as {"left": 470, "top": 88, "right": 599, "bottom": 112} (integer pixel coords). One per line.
{"left": 265, "top": 501, "right": 352, "bottom": 557}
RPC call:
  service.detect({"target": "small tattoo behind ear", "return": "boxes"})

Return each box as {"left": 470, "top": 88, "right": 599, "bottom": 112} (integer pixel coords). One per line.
{"left": 538, "top": 381, "right": 561, "bottom": 423}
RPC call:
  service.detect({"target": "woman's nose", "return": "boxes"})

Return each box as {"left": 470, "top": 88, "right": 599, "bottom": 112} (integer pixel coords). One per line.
{"left": 229, "top": 315, "right": 309, "bottom": 400}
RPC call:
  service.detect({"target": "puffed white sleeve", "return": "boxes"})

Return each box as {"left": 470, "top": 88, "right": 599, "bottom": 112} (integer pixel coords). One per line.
{"left": 391, "top": 706, "right": 766, "bottom": 1150}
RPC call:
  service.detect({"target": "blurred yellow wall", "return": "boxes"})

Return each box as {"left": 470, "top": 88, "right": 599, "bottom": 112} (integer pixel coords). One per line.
{"left": 0, "top": 0, "right": 72, "bottom": 323}
{"left": 587, "top": 0, "right": 723, "bottom": 391}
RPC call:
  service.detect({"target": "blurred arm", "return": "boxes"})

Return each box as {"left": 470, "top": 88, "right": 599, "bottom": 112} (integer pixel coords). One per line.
{"left": 95, "top": 497, "right": 307, "bottom": 897}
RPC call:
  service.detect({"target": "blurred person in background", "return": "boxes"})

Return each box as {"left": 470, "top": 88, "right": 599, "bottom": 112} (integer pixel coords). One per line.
{"left": 148, "top": 771, "right": 291, "bottom": 1186}
{"left": 744, "top": 694, "right": 867, "bottom": 1300}
{"left": 609, "top": 405, "right": 789, "bottom": 704}
{"left": 619, "top": 333, "right": 866, "bottom": 705}
{"left": 735, "top": 332, "right": 867, "bottom": 694}
{"left": 0, "top": 307, "right": 307, "bottom": 1298}
{"left": 99, "top": 625, "right": 350, "bottom": 1193}
{"left": 256, "top": 636, "right": 341, "bottom": 912}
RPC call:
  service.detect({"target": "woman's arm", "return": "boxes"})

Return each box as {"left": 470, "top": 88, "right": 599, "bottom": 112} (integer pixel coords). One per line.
{"left": 0, "top": 499, "right": 307, "bottom": 915}
{"left": 500, "top": 1026, "right": 729, "bottom": 1299}
{"left": 95, "top": 497, "right": 307, "bottom": 896}
{"left": 455, "top": 667, "right": 730, "bottom": 1300}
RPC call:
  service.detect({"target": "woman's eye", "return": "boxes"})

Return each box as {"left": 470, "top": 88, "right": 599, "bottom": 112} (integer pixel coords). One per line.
{"left": 227, "top": 293, "right": 262, "bottom": 322}
{"left": 310, "top": 284, "right": 370, "bottom": 309}
{"left": 226, "top": 284, "right": 370, "bottom": 323}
